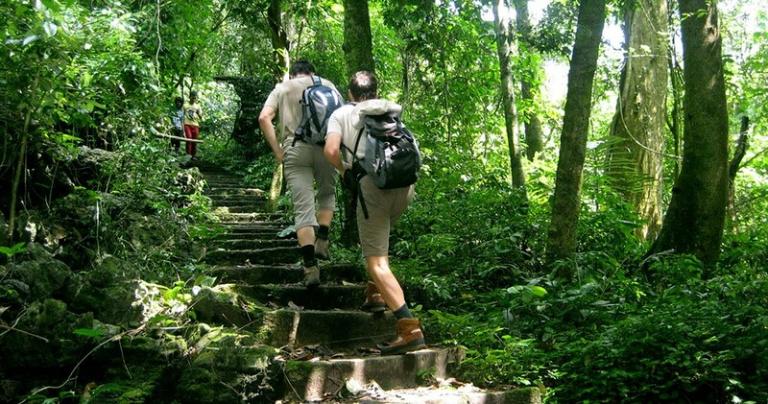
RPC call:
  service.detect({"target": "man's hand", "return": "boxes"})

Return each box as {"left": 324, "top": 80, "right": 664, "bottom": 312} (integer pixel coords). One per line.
{"left": 275, "top": 149, "right": 285, "bottom": 163}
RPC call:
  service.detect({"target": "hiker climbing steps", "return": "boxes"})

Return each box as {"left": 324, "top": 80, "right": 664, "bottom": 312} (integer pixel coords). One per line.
{"left": 200, "top": 169, "right": 541, "bottom": 403}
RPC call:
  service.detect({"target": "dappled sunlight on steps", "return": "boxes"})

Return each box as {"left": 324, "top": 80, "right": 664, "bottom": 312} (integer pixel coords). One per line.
{"left": 200, "top": 168, "right": 540, "bottom": 403}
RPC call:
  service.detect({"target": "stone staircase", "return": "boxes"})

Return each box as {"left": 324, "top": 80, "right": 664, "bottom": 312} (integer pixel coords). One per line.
{"left": 200, "top": 170, "right": 541, "bottom": 403}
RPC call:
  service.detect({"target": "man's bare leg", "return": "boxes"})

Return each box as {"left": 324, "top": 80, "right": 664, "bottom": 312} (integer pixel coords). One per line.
{"left": 317, "top": 209, "right": 333, "bottom": 227}
{"left": 314, "top": 208, "right": 333, "bottom": 260}
{"left": 366, "top": 255, "right": 425, "bottom": 354}
{"left": 365, "top": 256, "right": 405, "bottom": 310}
{"left": 296, "top": 226, "right": 315, "bottom": 247}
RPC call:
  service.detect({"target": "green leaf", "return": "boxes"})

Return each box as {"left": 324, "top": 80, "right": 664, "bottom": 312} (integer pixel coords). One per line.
{"left": 73, "top": 328, "right": 104, "bottom": 338}
{"left": 40, "top": 0, "right": 62, "bottom": 12}
{"left": 22, "top": 35, "right": 39, "bottom": 46}
{"left": 195, "top": 275, "right": 217, "bottom": 288}
{"left": 43, "top": 21, "right": 58, "bottom": 37}
{"left": 527, "top": 285, "right": 548, "bottom": 298}
{"left": 0, "top": 242, "right": 27, "bottom": 258}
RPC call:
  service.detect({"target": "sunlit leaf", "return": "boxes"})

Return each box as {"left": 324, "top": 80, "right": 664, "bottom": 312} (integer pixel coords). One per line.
{"left": 22, "top": 35, "right": 39, "bottom": 46}
{"left": 0, "top": 242, "right": 27, "bottom": 258}
{"left": 43, "top": 21, "right": 58, "bottom": 37}
{"left": 73, "top": 328, "right": 104, "bottom": 338}
{"left": 528, "top": 285, "right": 548, "bottom": 298}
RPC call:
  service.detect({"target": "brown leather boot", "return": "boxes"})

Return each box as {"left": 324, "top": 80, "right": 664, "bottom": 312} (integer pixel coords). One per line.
{"left": 360, "top": 281, "right": 386, "bottom": 313}
{"left": 378, "top": 318, "right": 426, "bottom": 355}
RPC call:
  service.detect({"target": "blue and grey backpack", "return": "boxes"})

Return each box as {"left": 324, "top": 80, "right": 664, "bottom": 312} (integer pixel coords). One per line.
{"left": 294, "top": 76, "right": 344, "bottom": 145}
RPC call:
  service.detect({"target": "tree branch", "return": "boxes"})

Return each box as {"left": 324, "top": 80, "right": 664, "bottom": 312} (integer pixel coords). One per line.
{"left": 729, "top": 116, "right": 750, "bottom": 181}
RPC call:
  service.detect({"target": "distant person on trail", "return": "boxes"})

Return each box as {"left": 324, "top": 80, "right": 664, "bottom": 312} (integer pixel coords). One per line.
{"left": 324, "top": 71, "right": 425, "bottom": 355}
{"left": 183, "top": 91, "right": 203, "bottom": 159}
{"left": 170, "top": 96, "right": 184, "bottom": 153}
{"left": 258, "top": 60, "right": 342, "bottom": 287}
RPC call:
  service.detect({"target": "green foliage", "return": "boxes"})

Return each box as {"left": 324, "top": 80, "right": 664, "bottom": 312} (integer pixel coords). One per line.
{"left": 2, "top": 0, "right": 768, "bottom": 402}
{"left": 0, "top": 242, "right": 27, "bottom": 258}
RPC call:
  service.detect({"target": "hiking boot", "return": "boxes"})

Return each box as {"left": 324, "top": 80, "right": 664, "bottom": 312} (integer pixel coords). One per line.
{"left": 378, "top": 318, "right": 426, "bottom": 355}
{"left": 360, "top": 281, "right": 386, "bottom": 313}
{"left": 314, "top": 237, "right": 330, "bottom": 261}
{"left": 303, "top": 265, "right": 320, "bottom": 288}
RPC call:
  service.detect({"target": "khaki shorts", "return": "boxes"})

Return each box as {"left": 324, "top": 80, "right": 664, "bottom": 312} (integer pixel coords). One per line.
{"left": 357, "top": 176, "right": 414, "bottom": 257}
{"left": 283, "top": 141, "right": 336, "bottom": 230}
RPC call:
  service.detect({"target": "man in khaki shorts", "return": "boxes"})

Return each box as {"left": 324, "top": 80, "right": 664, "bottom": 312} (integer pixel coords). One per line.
{"left": 324, "top": 71, "right": 425, "bottom": 355}
{"left": 258, "top": 61, "right": 337, "bottom": 286}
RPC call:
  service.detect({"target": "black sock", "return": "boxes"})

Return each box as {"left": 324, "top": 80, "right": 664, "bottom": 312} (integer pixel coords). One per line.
{"left": 300, "top": 245, "right": 316, "bottom": 268}
{"left": 317, "top": 225, "right": 329, "bottom": 240}
{"left": 393, "top": 303, "right": 413, "bottom": 319}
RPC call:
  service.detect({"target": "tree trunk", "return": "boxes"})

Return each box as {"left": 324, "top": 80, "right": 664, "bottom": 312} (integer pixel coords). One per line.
{"left": 265, "top": 0, "right": 290, "bottom": 208}
{"left": 492, "top": 0, "right": 527, "bottom": 190}
{"left": 267, "top": 0, "right": 290, "bottom": 81}
{"left": 513, "top": 0, "right": 545, "bottom": 160}
{"left": 647, "top": 0, "right": 729, "bottom": 266}
{"left": 340, "top": 0, "right": 376, "bottom": 246}
{"left": 342, "top": 0, "right": 375, "bottom": 76}
{"left": 606, "top": 0, "right": 669, "bottom": 240}
{"left": 668, "top": 44, "right": 684, "bottom": 179}
{"left": 727, "top": 116, "right": 749, "bottom": 230}
{"left": 547, "top": 0, "right": 607, "bottom": 260}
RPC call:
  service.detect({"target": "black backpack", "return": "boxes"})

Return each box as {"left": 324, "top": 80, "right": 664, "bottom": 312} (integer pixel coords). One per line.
{"left": 294, "top": 76, "right": 343, "bottom": 145}
{"left": 342, "top": 111, "right": 421, "bottom": 219}
{"left": 352, "top": 112, "right": 421, "bottom": 189}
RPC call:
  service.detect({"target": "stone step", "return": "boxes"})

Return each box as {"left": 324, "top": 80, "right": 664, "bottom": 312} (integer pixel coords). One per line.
{"left": 216, "top": 212, "right": 285, "bottom": 223}
{"left": 203, "top": 178, "right": 244, "bottom": 185}
{"left": 208, "top": 193, "right": 265, "bottom": 200}
{"left": 214, "top": 232, "right": 294, "bottom": 242}
{"left": 267, "top": 309, "right": 396, "bottom": 349}
{"left": 213, "top": 226, "right": 289, "bottom": 237}
{"left": 212, "top": 239, "right": 296, "bottom": 249}
{"left": 203, "top": 182, "right": 246, "bottom": 189}
{"left": 278, "top": 347, "right": 464, "bottom": 402}
{"left": 206, "top": 187, "right": 266, "bottom": 196}
{"left": 205, "top": 247, "right": 297, "bottom": 265}
{"left": 213, "top": 204, "right": 267, "bottom": 213}
{"left": 350, "top": 386, "right": 542, "bottom": 404}
{"left": 239, "top": 283, "right": 365, "bottom": 310}
{"left": 210, "top": 263, "right": 364, "bottom": 285}
{"left": 217, "top": 225, "right": 290, "bottom": 234}
{"left": 216, "top": 223, "right": 285, "bottom": 231}
{"left": 211, "top": 199, "right": 267, "bottom": 206}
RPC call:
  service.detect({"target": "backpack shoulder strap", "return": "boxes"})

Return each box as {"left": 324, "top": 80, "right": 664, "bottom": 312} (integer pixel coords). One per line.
{"left": 340, "top": 124, "right": 366, "bottom": 162}
{"left": 352, "top": 126, "right": 366, "bottom": 158}
{"left": 312, "top": 75, "right": 322, "bottom": 86}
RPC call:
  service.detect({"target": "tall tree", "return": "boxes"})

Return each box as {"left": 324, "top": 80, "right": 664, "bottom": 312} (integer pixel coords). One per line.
{"left": 647, "top": 0, "right": 729, "bottom": 265}
{"left": 513, "top": 0, "right": 545, "bottom": 160}
{"left": 267, "top": 0, "right": 290, "bottom": 81}
{"left": 547, "top": 0, "right": 607, "bottom": 260}
{"left": 606, "top": 0, "right": 669, "bottom": 240}
{"left": 492, "top": 0, "right": 526, "bottom": 190}
{"left": 339, "top": 0, "right": 376, "bottom": 246}
{"left": 342, "top": 0, "right": 375, "bottom": 76}
{"left": 265, "top": 0, "right": 290, "bottom": 209}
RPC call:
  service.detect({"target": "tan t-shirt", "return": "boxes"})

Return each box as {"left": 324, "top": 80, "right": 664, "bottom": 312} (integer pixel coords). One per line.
{"left": 263, "top": 75, "right": 337, "bottom": 148}
{"left": 326, "top": 99, "right": 403, "bottom": 169}
{"left": 183, "top": 103, "right": 202, "bottom": 127}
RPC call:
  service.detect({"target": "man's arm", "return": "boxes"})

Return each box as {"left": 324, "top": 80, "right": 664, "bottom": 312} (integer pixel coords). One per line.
{"left": 258, "top": 106, "right": 284, "bottom": 162}
{"left": 324, "top": 132, "right": 344, "bottom": 172}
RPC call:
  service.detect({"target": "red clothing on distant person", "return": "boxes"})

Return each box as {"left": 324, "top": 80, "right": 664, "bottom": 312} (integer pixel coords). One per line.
{"left": 184, "top": 124, "right": 199, "bottom": 156}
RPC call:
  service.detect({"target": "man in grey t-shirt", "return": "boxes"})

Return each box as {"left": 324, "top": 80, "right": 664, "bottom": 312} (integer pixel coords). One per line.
{"left": 324, "top": 71, "right": 424, "bottom": 355}
{"left": 258, "top": 61, "right": 337, "bottom": 287}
